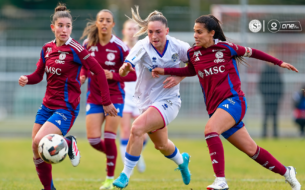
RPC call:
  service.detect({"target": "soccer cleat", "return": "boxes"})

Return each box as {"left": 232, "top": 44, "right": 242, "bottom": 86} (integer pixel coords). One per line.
{"left": 136, "top": 155, "right": 146, "bottom": 173}
{"left": 176, "top": 152, "right": 191, "bottom": 185}
{"left": 100, "top": 178, "right": 114, "bottom": 189}
{"left": 207, "top": 177, "right": 229, "bottom": 190}
{"left": 113, "top": 173, "right": 129, "bottom": 189}
{"left": 66, "top": 135, "right": 80, "bottom": 167}
{"left": 285, "top": 166, "right": 301, "bottom": 190}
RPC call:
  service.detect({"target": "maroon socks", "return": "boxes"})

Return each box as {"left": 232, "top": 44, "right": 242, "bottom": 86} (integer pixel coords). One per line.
{"left": 205, "top": 132, "right": 225, "bottom": 177}
{"left": 251, "top": 146, "right": 287, "bottom": 175}
{"left": 33, "top": 158, "right": 54, "bottom": 190}
{"left": 88, "top": 137, "right": 105, "bottom": 153}
{"left": 104, "top": 131, "right": 118, "bottom": 177}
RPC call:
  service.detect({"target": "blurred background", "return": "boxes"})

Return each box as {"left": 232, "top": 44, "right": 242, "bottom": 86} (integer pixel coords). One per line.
{"left": 0, "top": 0, "right": 305, "bottom": 138}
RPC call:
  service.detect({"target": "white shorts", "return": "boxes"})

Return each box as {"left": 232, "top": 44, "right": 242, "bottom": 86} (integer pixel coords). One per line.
{"left": 141, "top": 97, "right": 181, "bottom": 127}
{"left": 123, "top": 103, "right": 140, "bottom": 117}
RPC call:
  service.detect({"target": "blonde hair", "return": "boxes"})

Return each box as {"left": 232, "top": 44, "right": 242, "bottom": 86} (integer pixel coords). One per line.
{"left": 52, "top": 3, "right": 72, "bottom": 24}
{"left": 80, "top": 9, "right": 114, "bottom": 47}
{"left": 128, "top": 6, "right": 167, "bottom": 37}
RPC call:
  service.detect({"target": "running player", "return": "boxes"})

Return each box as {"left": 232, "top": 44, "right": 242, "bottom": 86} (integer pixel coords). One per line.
{"left": 120, "top": 19, "right": 148, "bottom": 173}
{"left": 113, "top": 6, "right": 191, "bottom": 189}
{"left": 18, "top": 4, "right": 117, "bottom": 190}
{"left": 79, "top": 9, "right": 136, "bottom": 190}
{"left": 152, "top": 15, "right": 301, "bottom": 190}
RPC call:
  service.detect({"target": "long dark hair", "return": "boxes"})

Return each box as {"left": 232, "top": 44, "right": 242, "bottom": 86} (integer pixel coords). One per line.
{"left": 195, "top": 15, "right": 246, "bottom": 65}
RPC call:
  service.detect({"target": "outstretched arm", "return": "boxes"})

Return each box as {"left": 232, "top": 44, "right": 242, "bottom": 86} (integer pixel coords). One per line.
{"left": 152, "top": 63, "right": 196, "bottom": 78}
{"left": 119, "top": 62, "right": 135, "bottom": 77}
{"left": 105, "top": 70, "right": 137, "bottom": 82}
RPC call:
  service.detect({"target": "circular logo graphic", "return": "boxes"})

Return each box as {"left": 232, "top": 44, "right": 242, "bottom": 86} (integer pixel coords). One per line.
{"left": 267, "top": 19, "right": 280, "bottom": 33}
{"left": 59, "top": 53, "right": 66, "bottom": 60}
{"left": 215, "top": 51, "right": 224, "bottom": 59}
{"left": 107, "top": 53, "right": 115, "bottom": 61}
{"left": 171, "top": 53, "right": 178, "bottom": 62}
{"left": 249, "top": 19, "right": 262, "bottom": 33}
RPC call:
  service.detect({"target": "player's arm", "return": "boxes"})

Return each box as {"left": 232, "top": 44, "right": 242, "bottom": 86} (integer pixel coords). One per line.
{"left": 109, "top": 70, "right": 137, "bottom": 82}
{"left": 80, "top": 67, "right": 88, "bottom": 85}
{"left": 81, "top": 51, "right": 117, "bottom": 116}
{"left": 152, "top": 62, "right": 196, "bottom": 78}
{"left": 19, "top": 49, "right": 46, "bottom": 86}
{"left": 234, "top": 44, "right": 298, "bottom": 72}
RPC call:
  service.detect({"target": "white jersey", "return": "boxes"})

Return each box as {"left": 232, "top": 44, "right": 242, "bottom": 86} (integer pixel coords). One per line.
{"left": 125, "top": 35, "right": 190, "bottom": 110}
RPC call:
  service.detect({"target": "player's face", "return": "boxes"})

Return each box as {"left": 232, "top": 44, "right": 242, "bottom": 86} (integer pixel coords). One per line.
{"left": 193, "top": 23, "right": 214, "bottom": 47}
{"left": 51, "top": 17, "right": 72, "bottom": 44}
{"left": 122, "top": 21, "right": 139, "bottom": 41}
{"left": 96, "top": 11, "right": 115, "bottom": 35}
{"left": 147, "top": 21, "right": 169, "bottom": 50}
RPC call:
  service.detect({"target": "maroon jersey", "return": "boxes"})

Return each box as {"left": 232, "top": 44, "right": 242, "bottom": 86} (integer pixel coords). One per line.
{"left": 81, "top": 35, "right": 136, "bottom": 105}
{"left": 165, "top": 40, "right": 282, "bottom": 114}
{"left": 26, "top": 37, "right": 111, "bottom": 111}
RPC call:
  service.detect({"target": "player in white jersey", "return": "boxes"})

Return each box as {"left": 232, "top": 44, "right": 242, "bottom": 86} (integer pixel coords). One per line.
{"left": 120, "top": 19, "right": 148, "bottom": 173}
{"left": 113, "top": 6, "right": 191, "bottom": 189}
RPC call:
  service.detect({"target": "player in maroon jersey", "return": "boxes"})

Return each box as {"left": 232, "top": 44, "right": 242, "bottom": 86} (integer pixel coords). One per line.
{"left": 79, "top": 9, "right": 136, "bottom": 189}
{"left": 18, "top": 4, "right": 117, "bottom": 190}
{"left": 152, "top": 15, "right": 301, "bottom": 190}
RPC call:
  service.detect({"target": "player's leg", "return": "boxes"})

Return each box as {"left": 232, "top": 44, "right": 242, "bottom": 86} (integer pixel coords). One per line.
{"left": 227, "top": 126, "right": 301, "bottom": 189}
{"left": 32, "top": 122, "right": 62, "bottom": 190}
{"left": 205, "top": 108, "right": 235, "bottom": 190}
{"left": 120, "top": 112, "right": 132, "bottom": 162}
{"left": 132, "top": 109, "right": 148, "bottom": 173}
{"left": 86, "top": 104, "right": 105, "bottom": 153}
{"left": 113, "top": 107, "right": 168, "bottom": 188}
{"left": 100, "top": 114, "right": 121, "bottom": 190}
{"left": 149, "top": 126, "right": 191, "bottom": 185}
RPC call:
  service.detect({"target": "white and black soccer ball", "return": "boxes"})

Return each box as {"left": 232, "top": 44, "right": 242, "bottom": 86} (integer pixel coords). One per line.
{"left": 38, "top": 134, "right": 68, "bottom": 164}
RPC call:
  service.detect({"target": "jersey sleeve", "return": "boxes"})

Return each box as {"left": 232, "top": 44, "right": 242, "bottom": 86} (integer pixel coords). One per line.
{"left": 112, "top": 70, "right": 137, "bottom": 82}
{"left": 26, "top": 48, "right": 46, "bottom": 84}
{"left": 124, "top": 41, "right": 145, "bottom": 68}
{"left": 178, "top": 40, "right": 191, "bottom": 63}
{"left": 222, "top": 42, "right": 283, "bottom": 66}
{"left": 77, "top": 48, "right": 112, "bottom": 106}
{"left": 164, "top": 52, "right": 196, "bottom": 77}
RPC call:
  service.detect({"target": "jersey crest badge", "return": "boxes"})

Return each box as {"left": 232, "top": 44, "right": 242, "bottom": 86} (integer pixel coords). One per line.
{"left": 171, "top": 53, "right": 178, "bottom": 62}
{"left": 152, "top": 57, "right": 157, "bottom": 63}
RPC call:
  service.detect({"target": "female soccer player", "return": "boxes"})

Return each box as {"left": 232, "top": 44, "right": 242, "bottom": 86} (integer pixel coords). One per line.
{"left": 113, "top": 7, "right": 191, "bottom": 189}
{"left": 120, "top": 19, "right": 148, "bottom": 173}
{"left": 79, "top": 9, "right": 136, "bottom": 190}
{"left": 18, "top": 4, "right": 117, "bottom": 190}
{"left": 152, "top": 15, "right": 301, "bottom": 190}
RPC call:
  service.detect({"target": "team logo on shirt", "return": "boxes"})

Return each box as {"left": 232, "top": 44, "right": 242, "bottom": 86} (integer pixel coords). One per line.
{"left": 193, "top": 50, "right": 202, "bottom": 61}
{"left": 152, "top": 57, "right": 157, "bottom": 63}
{"left": 89, "top": 46, "right": 98, "bottom": 57}
{"left": 55, "top": 51, "right": 68, "bottom": 64}
{"left": 107, "top": 53, "right": 115, "bottom": 61}
{"left": 200, "top": 65, "right": 225, "bottom": 77}
{"left": 214, "top": 51, "right": 225, "bottom": 64}
{"left": 171, "top": 53, "right": 178, "bottom": 62}
{"left": 45, "top": 66, "right": 62, "bottom": 75}
{"left": 45, "top": 47, "right": 52, "bottom": 58}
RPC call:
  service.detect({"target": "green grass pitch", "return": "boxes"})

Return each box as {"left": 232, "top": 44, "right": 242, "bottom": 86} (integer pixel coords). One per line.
{"left": 0, "top": 138, "right": 304, "bottom": 189}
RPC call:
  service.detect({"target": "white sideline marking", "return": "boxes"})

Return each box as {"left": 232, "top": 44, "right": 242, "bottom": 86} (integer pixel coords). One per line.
{"left": 49, "top": 178, "right": 299, "bottom": 182}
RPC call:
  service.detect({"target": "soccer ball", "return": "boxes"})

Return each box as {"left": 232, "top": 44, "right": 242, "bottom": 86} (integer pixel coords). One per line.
{"left": 38, "top": 134, "right": 68, "bottom": 164}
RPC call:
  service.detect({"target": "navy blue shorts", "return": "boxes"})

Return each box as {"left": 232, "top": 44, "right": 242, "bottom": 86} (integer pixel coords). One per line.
{"left": 86, "top": 103, "right": 124, "bottom": 117}
{"left": 35, "top": 104, "right": 79, "bottom": 136}
{"left": 209, "top": 96, "right": 247, "bottom": 139}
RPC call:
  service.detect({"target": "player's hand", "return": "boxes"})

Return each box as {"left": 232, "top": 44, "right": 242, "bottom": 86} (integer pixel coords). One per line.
{"left": 280, "top": 62, "right": 298, "bottom": 73}
{"left": 103, "top": 104, "right": 118, "bottom": 117}
{"left": 19, "top": 75, "right": 28, "bottom": 87}
{"left": 80, "top": 75, "right": 87, "bottom": 85}
{"left": 152, "top": 68, "right": 165, "bottom": 78}
{"left": 104, "top": 70, "right": 113, "bottom": 80}
{"left": 119, "top": 62, "right": 134, "bottom": 77}
{"left": 163, "top": 76, "right": 185, "bottom": 88}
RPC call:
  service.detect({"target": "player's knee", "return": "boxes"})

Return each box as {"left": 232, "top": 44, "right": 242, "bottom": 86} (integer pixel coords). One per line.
{"left": 153, "top": 142, "right": 168, "bottom": 151}
{"left": 204, "top": 123, "right": 215, "bottom": 135}
{"left": 130, "top": 124, "right": 145, "bottom": 138}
